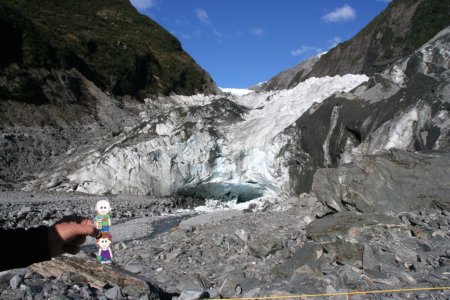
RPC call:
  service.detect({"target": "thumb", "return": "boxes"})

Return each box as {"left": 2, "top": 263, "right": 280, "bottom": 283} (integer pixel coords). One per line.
{"left": 68, "top": 223, "right": 99, "bottom": 237}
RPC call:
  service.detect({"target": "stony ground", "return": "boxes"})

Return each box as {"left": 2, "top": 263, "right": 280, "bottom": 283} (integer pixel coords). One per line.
{"left": 0, "top": 191, "right": 203, "bottom": 229}
{"left": 0, "top": 192, "right": 449, "bottom": 299}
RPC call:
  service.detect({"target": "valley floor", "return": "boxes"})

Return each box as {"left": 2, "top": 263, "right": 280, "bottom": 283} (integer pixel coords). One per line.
{"left": 0, "top": 192, "right": 449, "bottom": 299}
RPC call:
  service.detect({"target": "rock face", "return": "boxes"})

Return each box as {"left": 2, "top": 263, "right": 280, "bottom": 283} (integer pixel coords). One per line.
{"left": 0, "top": 68, "right": 145, "bottom": 185}
{"left": 0, "top": 0, "right": 218, "bottom": 186}
{"left": 280, "top": 26, "right": 450, "bottom": 194}
{"left": 312, "top": 150, "right": 450, "bottom": 213}
{"left": 253, "top": 55, "right": 320, "bottom": 91}
{"left": 259, "top": 0, "right": 450, "bottom": 91}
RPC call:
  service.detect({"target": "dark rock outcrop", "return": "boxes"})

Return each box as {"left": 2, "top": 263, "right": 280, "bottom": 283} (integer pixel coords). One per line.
{"left": 0, "top": 69, "right": 134, "bottom": 185}
{"left": 280, "top": 26, "right": 450, "bottom": 194}
{"left": 312, "top": 150, "right": 450, "bottom": 213}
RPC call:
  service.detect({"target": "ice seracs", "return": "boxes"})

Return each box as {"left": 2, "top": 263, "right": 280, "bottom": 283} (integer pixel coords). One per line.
{"left": 33, "top": 74, "right": 368, "bottom": 201}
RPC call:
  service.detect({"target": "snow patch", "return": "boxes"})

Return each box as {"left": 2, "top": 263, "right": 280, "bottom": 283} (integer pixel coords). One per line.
{"left": 384, "top": 108, "right": 418, "bottom": 150}
{"left": 388, "top": 64, "right": 406, "bottom": 86}
{"left": 220, "top": 88, "right": 255, "bottom": 96}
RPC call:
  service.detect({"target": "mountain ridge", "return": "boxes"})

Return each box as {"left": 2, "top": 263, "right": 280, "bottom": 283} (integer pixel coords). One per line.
{"left": 0, "top": 0, "right": 218, "bottom": 100}
{"left": 0, "top": 0, "right": 219, "bottom": 185}
{"left": 258, "top": 0, "right": 450, "bottom": 91}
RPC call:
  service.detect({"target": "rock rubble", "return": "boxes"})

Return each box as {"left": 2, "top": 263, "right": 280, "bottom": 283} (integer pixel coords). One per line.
{"left": 0, "top": 192, "right": 449, "bottom": 299}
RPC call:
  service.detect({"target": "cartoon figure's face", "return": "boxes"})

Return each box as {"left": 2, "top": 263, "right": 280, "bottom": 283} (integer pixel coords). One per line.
{"left": 96, "top": 200, "right": 110, "bottom": 215}
{"left": 97, "top": 237, "right": 112, "bottom": 250}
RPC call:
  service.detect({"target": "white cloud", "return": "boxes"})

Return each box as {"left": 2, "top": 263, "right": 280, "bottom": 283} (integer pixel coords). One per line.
{"left": 250, "top": 27, "right": 266, "bottom": 38}
{"left": 213, "top": 29, "right": 223, "bottom": 38}
{"left": 328, "top": 36, "right": 342, "bottom": 48}
{"left": 130, "top": 0, "right": 156, "bottom": 10}
{"left": 194, "top": 9, "right": 223, "bottom": 42}
{"left": 196, "top": 8, "right": 210, "bottom": 24}
{"left": 181, "top": 34, "right": 191, "bottom": 39}
{"left": 291, "top": 46, "right": 315, "bottom": 57}
{"left": 175, "top": 18, "right": 190, "bottom": 26}
{"left": 291, "top": 45, "right": 325, "bottom": 57}
{"left": 322, "top": 4, "right": 356, "bottom": 22}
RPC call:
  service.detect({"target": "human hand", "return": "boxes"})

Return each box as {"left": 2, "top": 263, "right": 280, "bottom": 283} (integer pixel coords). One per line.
{"left": 48, "top": 216, "right": 101, "bottom": 258}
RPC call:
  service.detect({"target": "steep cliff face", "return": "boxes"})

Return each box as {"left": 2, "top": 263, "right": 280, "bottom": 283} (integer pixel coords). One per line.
{"left": 280, "top": 26, "right": 450, "bottom": 194}
{"left": 259, "top": 0, "right": 450, "bottom": 92}
{"left": 0, "top": 0, "right": 219, "bottom": 186}
{"left": 0, "top": 0, "right": 218, "bottom": 100}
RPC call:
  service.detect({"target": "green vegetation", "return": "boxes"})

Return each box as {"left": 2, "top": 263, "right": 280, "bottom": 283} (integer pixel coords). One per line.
{"left": 0, "top": 0, "right": 216, "bottom": 98}
{"left": 371, "top": 0, "right": 450, "bottom": 69}
{"left": 311, "top": 0, "right": 450, "bottom": 78}
{"left": 407, "top": 0, "right": 450, "bottom": 54}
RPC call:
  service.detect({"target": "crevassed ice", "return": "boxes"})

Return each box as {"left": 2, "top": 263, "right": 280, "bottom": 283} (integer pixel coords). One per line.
{"left": 384, "top": 108, "right": 419, "bottom": 150}
{"left": 52, "top": 74, "right": 370, "bottom": 203}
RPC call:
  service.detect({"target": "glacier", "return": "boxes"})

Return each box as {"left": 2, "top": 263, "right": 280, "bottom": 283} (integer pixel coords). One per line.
{"left": 29, "top": 74, "right": 368, "bottom": 201}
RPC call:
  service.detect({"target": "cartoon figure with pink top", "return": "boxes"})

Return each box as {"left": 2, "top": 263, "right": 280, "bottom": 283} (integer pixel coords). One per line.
{"left": 96, "top": 232, "right": 113, "bottom": 264}
{"left": 95, "top": 200, "right": 111, "bottom": 232}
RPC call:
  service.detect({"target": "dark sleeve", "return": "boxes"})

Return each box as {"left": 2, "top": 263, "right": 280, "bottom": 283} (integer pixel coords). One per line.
{"left": 0, "top": 226, "right": 50, "bottom": 271}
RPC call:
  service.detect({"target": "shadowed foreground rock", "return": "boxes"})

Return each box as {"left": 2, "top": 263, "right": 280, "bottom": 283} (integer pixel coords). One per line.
{"left": 31, "top": 255, "right": 169, "bottom": 299}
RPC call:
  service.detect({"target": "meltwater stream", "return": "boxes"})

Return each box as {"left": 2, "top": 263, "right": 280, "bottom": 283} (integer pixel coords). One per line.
{"left": 80, "top": 213, "right": 196, "bottom": 254}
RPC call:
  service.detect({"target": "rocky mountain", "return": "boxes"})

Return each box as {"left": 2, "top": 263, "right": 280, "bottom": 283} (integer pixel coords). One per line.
{"left": 21, "top": 26, "right": 450, "bottom": 206}
{"left": 0, "top": 0, "right": 218, "bottom": 186}
{"left": 0, "top": 0, "right": 217, "bottom": 99}
{"left": 281, "top": 26, "right": 450, "bottom": 195}
{"left": 251, "top": 54, "right": 321, "bottom": 92}
{"left": 258, "top": 0, "right": 450, "bottom": 91}
{"left": 8, "top": 24, "right": 447, "bottom": 209}
{"left": 0, "top": 2, "right": 449, "bottom": 299}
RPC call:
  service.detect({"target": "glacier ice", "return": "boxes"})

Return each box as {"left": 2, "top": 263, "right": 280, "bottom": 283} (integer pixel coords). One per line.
{"left": 31, "top": 74, "right": 368, "bottom": 201}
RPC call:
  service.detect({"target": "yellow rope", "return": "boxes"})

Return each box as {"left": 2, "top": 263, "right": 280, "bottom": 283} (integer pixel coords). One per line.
{"left": 211, "top": 286, "right": 450, "bottom": 300}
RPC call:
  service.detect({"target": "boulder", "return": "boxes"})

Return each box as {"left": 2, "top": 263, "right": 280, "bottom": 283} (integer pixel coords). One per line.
{"left": 31, "top": 255, "right": 167, "bottom": 299}
{"left": 271, "top": 241, "right": 323, "bottom": 277}
{"left": 306, "top": 212, "right": 406, "bottom": 242}
{"left": 312, "top": 150, "right": 450, "bottom": 213}
{"left": 247, "top": 237, "right": 283, "bottom": 259}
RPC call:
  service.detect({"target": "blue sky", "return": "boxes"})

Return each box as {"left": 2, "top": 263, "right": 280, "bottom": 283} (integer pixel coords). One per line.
{"left": 130, "top": 0, "right": 391, "bottom": 88}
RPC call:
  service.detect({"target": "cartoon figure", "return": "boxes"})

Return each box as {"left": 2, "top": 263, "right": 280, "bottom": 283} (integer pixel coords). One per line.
{"left": 96, "top": 232, "right": 113, "bottom": 264}
{"left": 95, "top": 199, "right": 111, "bottom": 232}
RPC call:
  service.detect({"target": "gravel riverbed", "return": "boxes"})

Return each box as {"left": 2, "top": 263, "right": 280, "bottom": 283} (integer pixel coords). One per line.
{"left": 0, "top": 192, "right": 450, "bottom": 300}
